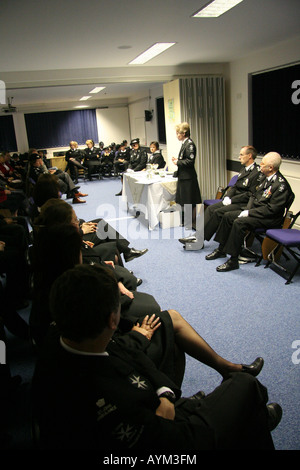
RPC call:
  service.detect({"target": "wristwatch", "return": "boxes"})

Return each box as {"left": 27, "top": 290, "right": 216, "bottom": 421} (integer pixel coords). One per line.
{"left": 159, "top": 391, "right": 176, "bottom": 404}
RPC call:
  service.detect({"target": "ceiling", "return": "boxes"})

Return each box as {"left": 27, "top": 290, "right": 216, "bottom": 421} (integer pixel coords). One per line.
{"left": 1, "top": 0, "right": 300, "bottom": 113}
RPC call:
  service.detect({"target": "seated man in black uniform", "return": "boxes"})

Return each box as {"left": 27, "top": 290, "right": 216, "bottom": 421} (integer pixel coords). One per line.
{"left": 99, "top": 146, "right": 114, "bottom": 176}
{"left": 179, "top": 145, "right": 261, "bottom": 248}
{"left": 114, "top": 140, "right": 130, "bottom": 176}
{"left": 83, "top": 139, "right": 101, "bottom": 181}
{"left": 28, "top": 153, "right": 87, "bottom": 204}
{"left": 206, "top": 152, "right": 293, "bottom": 271}
{"left": 32, "top": 263, "right": 282, "bottom": 451}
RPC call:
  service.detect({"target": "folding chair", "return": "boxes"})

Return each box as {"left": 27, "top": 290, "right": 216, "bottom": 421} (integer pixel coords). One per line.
{"left": 203, "top": 174, "right": 238, "bottom": 208}
{"left": 263, "top": 211, "right": 300, "bottom": 284}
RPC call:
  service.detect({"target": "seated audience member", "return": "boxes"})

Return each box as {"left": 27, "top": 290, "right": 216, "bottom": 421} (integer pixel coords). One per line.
{"left": 179, "top": 145, "right": 261, "bottom": 247}
{"left": 205, "top": 152, "right": 293, "bottom": 272}
{"left": 83, "top": 139, "right": 101, "bottom": 181}
{"left": 0, "top": 281, "right": 24, "bottom": 446}
{"left": 114, "top": 140, "right": 130, "bottom": 176}
{"left": 99, "top": 141, "right": 105, "bottom": 154}
{"left": 114, "top": 141, "right": 131, "bottom": 196}
{"left": 99, "top": 147, "right": 114, "bottom": 176}
{"left": 9, "top": 153, "right": 26, "bottom": 179}
{"left": 147, "top": 141, "right": 166, "bottom": 169}
{"left": 27, "top": 152, "right": 87, "bottom": 204}
{"left": 65, "top": 141, "right": 86, "bottom": 183}
{"left": 33, "top": 193, "right": 148, "bottom": 265}
{"left": 30, "top": 224, "right": 157, "bottom": 348}
{"left": 115, "top": 138, "right": 147, "bottom": 196}
{"left": 32, "top": 263, "right": 282, "bottom": 450}
{"left": 0, "top": 220, "right": 30, "bottom": 338}
{"left": 37, "top": 150, "right": 51, "bottom": 169}
{"left": 0, "top": 152, "right": 23, "bottom": 182}
{"left": 128, "top": 138, "right": 147, "bottom": 171}
{"left": 0, "top": 178, "right": 29, "bottom": 217}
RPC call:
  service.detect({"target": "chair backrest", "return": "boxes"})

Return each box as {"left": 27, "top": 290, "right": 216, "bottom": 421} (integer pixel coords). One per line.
{"left": 228, "top": 174, "right": 238, "bottom": 187}
{"left": 216, "top": 174, "right": 238, "bottom": 198}
{"left": 281, "top": 192, "right": 295, "bottom": 228}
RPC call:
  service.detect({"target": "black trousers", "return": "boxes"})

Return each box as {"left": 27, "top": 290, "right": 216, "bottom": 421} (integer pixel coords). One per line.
{"left": 214, "top": 210, "right": 280, "bottom": 258}
{"left": 204, "top": 201, "right": 244, "bottom": 241}
{"left": 175, "top": 372, "right": 274, "bottom": 450}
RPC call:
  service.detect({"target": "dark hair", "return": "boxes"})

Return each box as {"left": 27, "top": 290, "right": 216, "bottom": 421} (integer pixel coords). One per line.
{"left": 244, "top": 145, "right": 258, "bottom": 160}
{"left": 49, "top": 264, "right": 120, "bottom": 342}
{"left": 33, "top": 173, "right": 60, "bottom": 207}
{"left": 34, "top": 198, "right": 73, "bottom": 229}
{"left": 150, "top": 141, "right": 159, "bottom": 150}
{"left": 32, "top": 224, "right": 82, "bottom": 291}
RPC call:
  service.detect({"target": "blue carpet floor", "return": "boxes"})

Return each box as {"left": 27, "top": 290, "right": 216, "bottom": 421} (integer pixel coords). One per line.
{"left": 4, "top": 175, "right": 300, "bottom": 451}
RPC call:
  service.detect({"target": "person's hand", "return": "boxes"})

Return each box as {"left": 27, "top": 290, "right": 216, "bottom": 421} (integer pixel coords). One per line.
{"left": 118, "top": 282, "right": 134, "bottom": 299}
{"left": 81, "top": 222, "right": 97, "bottom": 234}
{"left": 155, "top": 397, "right": 175, "bottom": 420}
{"left": 83, "top": 240, "right": 94, "bottom": 248}
{"left": 4, "top": 189, "right": 11, "bottom": 195}
{"left": 0, "top": 241, "right": 6, "bottom": 251}
{"left": 238, "top": 210, "right": 249, "bottom": 218}
{"left": 222, "top": 196, "right": 231, "bottom": 206}
{"left": 172, "top": 157, "right": 178, "bottom": 165}
{"left": 4, "top": 217, "right": 15, "bottom": 224}
{"left": 132, "top": 314, "right": 161, "bottom": 340}
{"left": 104, "top": 260, "right": 115, "bottom": 268}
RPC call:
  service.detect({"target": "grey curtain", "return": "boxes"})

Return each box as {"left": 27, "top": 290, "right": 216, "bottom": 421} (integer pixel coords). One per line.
{"left": 179, "top": 77, "right": 226, "bottom": 200}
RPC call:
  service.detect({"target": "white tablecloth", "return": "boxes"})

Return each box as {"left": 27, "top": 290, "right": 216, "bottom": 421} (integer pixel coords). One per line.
{"left": 122, "top": 171, "right": 178, "bottom": 230}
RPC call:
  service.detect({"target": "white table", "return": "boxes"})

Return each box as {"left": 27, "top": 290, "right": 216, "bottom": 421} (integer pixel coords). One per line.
{"left": 122, "top": 171, "right": 178, "bottom": 230}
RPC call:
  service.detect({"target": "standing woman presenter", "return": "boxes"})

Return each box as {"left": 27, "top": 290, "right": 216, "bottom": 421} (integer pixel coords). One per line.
{"left": 172, "top": 122, "right": 201, "bottom": 228}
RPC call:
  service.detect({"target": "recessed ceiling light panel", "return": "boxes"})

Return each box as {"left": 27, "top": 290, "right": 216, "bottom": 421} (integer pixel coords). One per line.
{"left": 89, "top": 87, "right": 106, "bottom": 94}
{"left": 79, "top": 96, "right": 91, "bottom": 101}
{"left": 192, "top": 0, "right": 243, "bottom": 18}
{"left": 129, "top": 42, "right": 176, "bottom": 65}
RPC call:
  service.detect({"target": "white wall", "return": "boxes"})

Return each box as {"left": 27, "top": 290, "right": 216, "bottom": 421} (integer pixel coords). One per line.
{"left": 96, "top": 107, "right": 130, "bottom": 147}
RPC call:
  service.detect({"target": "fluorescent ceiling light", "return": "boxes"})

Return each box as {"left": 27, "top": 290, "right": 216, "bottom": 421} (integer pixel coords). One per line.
{"left": 79, "top": 96, "right": 91, "bottom": 101}
{"left": 129, "top": 42, "right": 176, "bottom": 65}
{"left": 74, "top": 105, "right": 89, "bottom": 108}
{"left": 192, "top": 0, "right": 243, "bottom": 17}
{"left": 89, "top": 87, "right": 106, "bottom": 94}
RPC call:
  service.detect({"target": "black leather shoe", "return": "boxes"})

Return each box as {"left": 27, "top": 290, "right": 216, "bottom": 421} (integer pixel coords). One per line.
{"left": 205, "top": 248, "right": 227, "bottom": 260}
{"left": 241, "top": 357, "right": 264, "bottom": 377}
{"left": 136, "top": 278, "right": 143, "bottom": 287}
{"left": 124, "top": 248, "right": 148, "bottom": 263}
{"left": 188, "top": 390, "right": 206, "bottom": 400}
{"left": 179, "top": 236, "right": 198, "bottom": 244}
{"left": 216, "top": 259, "right": 239, "bottom": 272}
{"left": 267, "top": 403, "right": 282, "bottom": 431}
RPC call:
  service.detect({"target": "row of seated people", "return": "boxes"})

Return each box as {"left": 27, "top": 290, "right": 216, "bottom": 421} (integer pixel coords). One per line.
{"left": 65, "top": 138, "right": 166, "bottom": 182}
{"left": 1, "top": 170, "right": 282, "bottom": 449}
{"left": 179, "top": 146, "right": 295, "bottom": 273}
{"left": 0, "top": 148, "right": 88, "bottom": 212}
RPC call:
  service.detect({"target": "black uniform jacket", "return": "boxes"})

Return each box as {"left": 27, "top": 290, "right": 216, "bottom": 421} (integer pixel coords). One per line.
{"left": 246, "top": 171, "right": 293, "bottom": 225}
{"left": 226, "top": 162, "right": 261, "bottom": 204}
{"left": 83, "top": 147, "right": 100, "bottom": 162}
{"left": 65, "top": 148, "right": 83, "bottom": 163}
{"left": 148, "top": 151, "right": 166, "bottom": 169}
{"left": 128, "top": 148, "right": 147, "bottom": 171}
